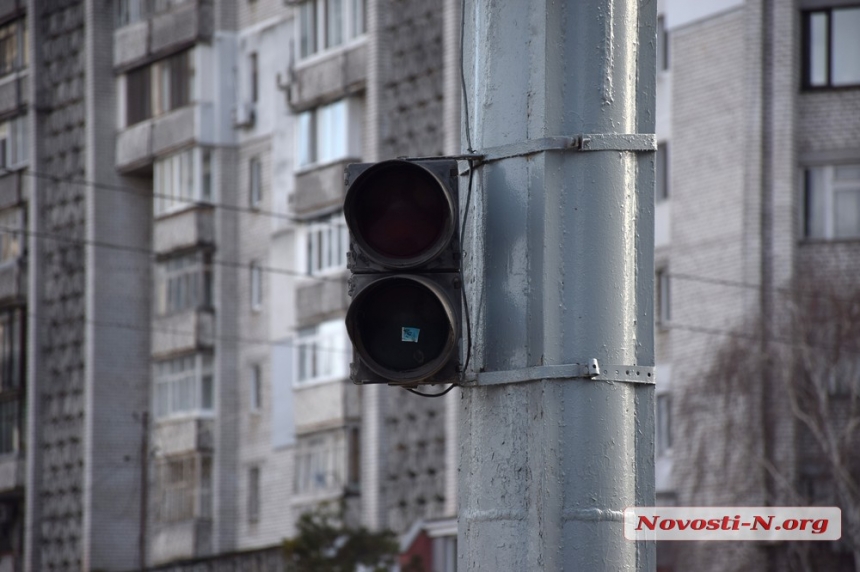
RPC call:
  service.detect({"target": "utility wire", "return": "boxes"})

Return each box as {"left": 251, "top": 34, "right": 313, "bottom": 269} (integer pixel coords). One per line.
{"left": 459, "top": 0, "right": 475, "bottom": 153}
{"left": 0, "top": 224, "right": 346, "bottom": 283}
{"left": 26, "top": 309, "right": 352, "bottom": 355}
{"left": 22, "top": 169, "right": 294, "bottom": 222}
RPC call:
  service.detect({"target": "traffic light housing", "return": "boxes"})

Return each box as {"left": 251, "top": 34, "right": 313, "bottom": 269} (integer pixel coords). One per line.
{"left": 344, "top": 159, "right": 461, "bottom": 386}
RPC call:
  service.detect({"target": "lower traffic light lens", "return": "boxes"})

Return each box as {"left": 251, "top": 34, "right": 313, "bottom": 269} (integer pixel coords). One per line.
{"left": 347, "top": 161, "right": 452, "bottom": 266}
{"left": 347, "top": 276, "right": 457, "bottom": 381}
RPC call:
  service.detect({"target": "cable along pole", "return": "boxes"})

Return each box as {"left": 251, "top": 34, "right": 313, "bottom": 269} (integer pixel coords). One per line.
{"left": 458, "top": 0, "right": 657, "bottom": 570}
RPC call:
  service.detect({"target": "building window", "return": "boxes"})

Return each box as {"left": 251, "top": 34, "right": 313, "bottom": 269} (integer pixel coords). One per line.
{"left": 656, "top": 393, "right": 672, "bottom": 456}
{"left": 803, "top": 7, "right": 860, "bottom": 88}
{"left": 153, "top": 353, "right": 214, "bottom": 419}
{"left": 296, "top": 97, "right": 363, "bottom": 169}
{"left": 201, "top": 149, "right": 212, "bottom": 201}
{"left": 115, "top": 0, "right": 193, "bottom": 28}
{"left": 0, "top": 19, "right": 28, "bottom": 77}
{"left": 157, "top": 453, "right": 212, "bottom": 523}
{"left": 156, "top": 251, "right": 212, "bottom": 315}
{"left": 348, "top": 426, "right": 360, "bottom": 487}
{"left": 126, "top": 66, "right": 152, "bottom": 126}
{"left": 250, "top": 261, "right": 263, "bottom": 310}
{"left": 124, "top": 49, "right": 194, "bottom": 126}
{"left": 250, "top": 52, "right": 259, "bottom": 103}
{"left": 0, "top": 397, "right": 21, "bottom": 455}
{"left": 306, "top": 213, "right": 348, "bottom": 276}
{"left": 0, "top": 116, "right": 30, "bottom": 170}
{"left": 804, "top": 164, "right": 860, "bottom": 239}
{"left": 295, "top": 319, "right": 348, "bottom": 385}
{"left": 154, "top": 147, "right": 213, "bottom": 216}
{"left": 656, "top": 268, "right": 670, "bottom": 327}
{"left": 249, "top": 156, "right": 262, "bottom": 207}
{"left": 297, "top": 0, "right": 366, "bottom": 60}
{"left": 0, "top": 207, "right": 23, "bottom": 265}
{"left": 294, "top": 432, "right": 346, "bottom": 494}
{"left": 656, "top": 142, "right": 669, "bottom": 202}
{"left": 0, "top": 308, "right": 24, "bottom": 392}
{"left": 250, "top": 364, "right": 262, "bottom": 411}
{"left": 657, "top": 14, "right": 668, "bottom": 72}
{"left": 248, "top": 466, "right": 261, "bottom": 523}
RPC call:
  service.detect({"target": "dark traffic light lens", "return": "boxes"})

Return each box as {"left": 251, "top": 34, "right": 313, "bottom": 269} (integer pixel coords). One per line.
{"left": 348, "top": 277, "right": 455, "bottom": 378}
{"left": 347, "top": 161, "right": 452, "bottom": 265}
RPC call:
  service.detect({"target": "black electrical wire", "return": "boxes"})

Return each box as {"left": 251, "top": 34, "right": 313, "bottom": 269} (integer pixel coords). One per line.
{"left": 460, "top": 0, "right": 475, "bottom": 153}
{"left": 403, "top": 383, "right": 458, "bottom": 398}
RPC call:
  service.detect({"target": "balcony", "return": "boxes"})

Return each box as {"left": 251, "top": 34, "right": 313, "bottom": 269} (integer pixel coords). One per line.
{"left": 293, "top": 158, "right": 357, "bottom": 217}
{"left": 152, "top": 308, "right": 214, "bottom": 358}
{"left": 295, "top": 278, "right": 348, "bottom": 328}
{"left": 114, "top": 0, "right": 213, "bottom": 70}
{"left": 289, "top": 42, "right": 368, "bottom": 112}
{"left": 153, "top": 204, "right": 214, "bottom": 254}
{"left": 0, "top": 1, "right": 24, "bottom": 23}
{"left": 153, "top": 417, "right": 213, "bottom": 456}
{"left": 0, "top": 73, "right": 27, "bottom": 118}
{"left": 0, "top": 171, "right": 28, "bottom": 210}
{"left": 0, "top": 453, "right": 24, "bottom": 493}
{"left": 151, "top": 518, "right": 212, "bottom": 565}
{"left": 116, "top": 103, "right": 215, "bottom": 172}
{"left": 0, "top": 262, "right": 26, "bottom": 304}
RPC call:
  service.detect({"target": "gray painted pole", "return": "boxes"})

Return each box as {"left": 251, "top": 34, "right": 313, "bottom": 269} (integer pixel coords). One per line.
{"left": 458, "top": 1, "right": 656, "bottom": 570}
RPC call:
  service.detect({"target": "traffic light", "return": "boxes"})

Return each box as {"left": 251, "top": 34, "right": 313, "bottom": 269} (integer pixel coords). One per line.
{"left": 344, "top": 159, "right": 461, "bottom": 386}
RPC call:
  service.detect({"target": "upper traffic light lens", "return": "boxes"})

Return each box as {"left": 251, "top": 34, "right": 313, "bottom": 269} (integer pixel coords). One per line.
{"left": 346, "top": 161, "right": 453, "bottom": 268}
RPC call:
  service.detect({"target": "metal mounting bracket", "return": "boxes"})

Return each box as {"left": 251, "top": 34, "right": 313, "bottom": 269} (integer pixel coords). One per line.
{"left": 398, "top": 134, "right": 656, "bottom": 174}
{"left": 462, "top": 359, "right": 655, "bottom": 387}
{"left": 474, "top": 133, "right": 656, "bottom": 165}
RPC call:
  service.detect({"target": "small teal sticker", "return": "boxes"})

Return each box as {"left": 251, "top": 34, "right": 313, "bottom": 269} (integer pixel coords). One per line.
{"left": 401, "top": 327, "right": 420, "bottom": 343}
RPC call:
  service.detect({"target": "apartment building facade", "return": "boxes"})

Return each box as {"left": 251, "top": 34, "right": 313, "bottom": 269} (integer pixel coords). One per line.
{"left": 655, "top": 0, "right": 860, "bottom": 570}
{"left": 0, "top": 0, "right": 460, "bottom": 570}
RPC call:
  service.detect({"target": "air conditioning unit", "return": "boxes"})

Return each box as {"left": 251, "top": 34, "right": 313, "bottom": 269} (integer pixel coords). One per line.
{"left": 233, "top": 101, "right": 256, "bottom": 128}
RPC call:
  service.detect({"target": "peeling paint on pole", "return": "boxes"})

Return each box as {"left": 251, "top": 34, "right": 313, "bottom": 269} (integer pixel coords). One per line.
{"left": 459, "top": 0, "right": 656, "bottom": 570}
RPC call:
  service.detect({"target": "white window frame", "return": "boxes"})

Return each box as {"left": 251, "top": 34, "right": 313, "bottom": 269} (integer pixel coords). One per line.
{"left": 124, "top": 48, "right": 195, "bottom": 128}
{"left": 656, "top": 268, "right": 671, "bottom": 328}
{"left": 656, "top": 142, "right": 669, "bottom": 202}
{"left": 154, "top": 147, "right": 214, "bottom": 216}
{"left": 156, "top": 251, "right": 212, "bottom": 315}
{"left": 248, "top": 466, "right": 261, "bottom": 523}
{"left": 153, "top": 353, "right": 215, "bottom": 419}
{"left": 0, "top": 116, "right": 29, "bottom": 171}
{"left": 249, "top": 156, "right": 263, "bottom": 207}
{"left": 656, "top": 14, "right": 669, "bottom": 72}
{"left": 296, "top": 0, "right": 366, "bottom": 62}
{"left": 249, "top": 52, "right": 259, "bottom": 104}
{"left": 294, "top": 319, "right": 349, "bottom": 386}
{"left": 305, "top": 213, "right": 348, "bottom": 276}
{"left": 157, "top": 453, "right": 212, "bottom": 523}
{"left": 0, "top": 206, "right": 23, "bottom": 266}
{"left": 656, "top": 392, "right": 672, "bottom": 456}
{"left": 116, "top": 0, "right": 193, "bottom": 28}
{"left": 293, "top": 431, "right": 346, "bottom": 495}
{"left": 250, "top": 261, "right": 263, "bottom": 310}
{"left": 804, "top": 163, "right": 860, "bottom": 240}
{"left": 0, "top": 18, "right": 28, "bottom": 77}
{"left": 250, "top": 364, "right": 262, "bottom": 412}
{"left": 804, "top": 7, "right": 860, "bottom": 89}
{"left": 295, "top": 97, "right": 363, "bottom": 170}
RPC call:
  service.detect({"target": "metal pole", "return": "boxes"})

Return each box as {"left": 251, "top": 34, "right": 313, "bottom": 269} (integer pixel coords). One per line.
{"left": 140, "top": 411, "right": 148, "bottom": 572}
{"left": 458, "top": 0, "right": 656, "bottom": 570}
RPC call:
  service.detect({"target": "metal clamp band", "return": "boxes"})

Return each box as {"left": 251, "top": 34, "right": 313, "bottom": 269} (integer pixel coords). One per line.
{"left": 474, "top": 133, "right": 656, "bottom": 165}
{"left": 399, "top": 134, "right": 656, "bottom": 173}
{"left": 463, "top": 360, "right": 655, "bottom": 387}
